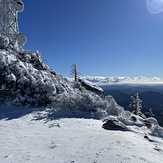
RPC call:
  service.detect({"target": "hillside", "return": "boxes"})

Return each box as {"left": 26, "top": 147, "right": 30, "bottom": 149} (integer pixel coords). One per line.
{"left": 0, "top": 34, "right": 125, "bottom": 120}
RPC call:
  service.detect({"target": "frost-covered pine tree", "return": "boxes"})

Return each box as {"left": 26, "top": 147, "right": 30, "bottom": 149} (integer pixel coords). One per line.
{"left": 130, "top": 93, "right": 144, "bottom": 117}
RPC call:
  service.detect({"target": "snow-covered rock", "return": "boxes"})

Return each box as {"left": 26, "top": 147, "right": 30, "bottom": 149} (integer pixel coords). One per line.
{"left": 147, "top": 117, "right": 159, "bottom": 125}
{"left": 0, "top": 34, "right": 9, "bottom": 49}
{"left": 0, "top": 48, "right": 67, "bottom": 106}
{"left": 102, "top": 118, "right": 128, "bottom": 130}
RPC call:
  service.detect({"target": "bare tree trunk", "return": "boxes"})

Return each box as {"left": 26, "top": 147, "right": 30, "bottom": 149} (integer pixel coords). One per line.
{"left": 70, "top": 64, "right": 80, "bottom": 81}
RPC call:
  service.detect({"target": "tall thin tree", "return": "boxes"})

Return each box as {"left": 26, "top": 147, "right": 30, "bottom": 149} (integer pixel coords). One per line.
{"left": 70, "top": 64, "right": 81, "bottom": 81}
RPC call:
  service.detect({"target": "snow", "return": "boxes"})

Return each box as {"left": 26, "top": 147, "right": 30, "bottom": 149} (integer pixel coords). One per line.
{"left": 0, "top": 107, "right": 163, "bottom": 163}
{"left": 0, "top": 33, "right": 163, "bottom": 163}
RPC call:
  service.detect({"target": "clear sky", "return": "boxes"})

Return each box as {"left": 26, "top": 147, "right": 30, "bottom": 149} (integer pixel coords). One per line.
{"left": 19, "top": 0, "right": 163, "bottom": 78}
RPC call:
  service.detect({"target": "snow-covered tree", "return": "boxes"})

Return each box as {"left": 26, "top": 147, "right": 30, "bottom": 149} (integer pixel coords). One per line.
{"left": 130, "top": 93, "right": 144, "bottom": 117}
{"left": 70, "top": 64, "right": 81, "bottom": 81}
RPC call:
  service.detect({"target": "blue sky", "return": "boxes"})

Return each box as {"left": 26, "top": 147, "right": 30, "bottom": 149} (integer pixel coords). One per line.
{"left": 19, "top": 0, "right": 163, "bottom": 78}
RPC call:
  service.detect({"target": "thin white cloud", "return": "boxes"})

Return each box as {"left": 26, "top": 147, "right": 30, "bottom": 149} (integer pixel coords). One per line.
{"left": 146, "top": 0, "right": 163, "bottom": 14}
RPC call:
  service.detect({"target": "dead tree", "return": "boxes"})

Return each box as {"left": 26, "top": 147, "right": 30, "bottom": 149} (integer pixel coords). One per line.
{"left": 70, "top": 64, "right": 81, "bottom": 81}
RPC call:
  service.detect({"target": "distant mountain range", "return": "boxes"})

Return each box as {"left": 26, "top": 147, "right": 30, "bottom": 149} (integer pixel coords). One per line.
{"left": 81, "top": 76, "right": 162, "bottom": 84}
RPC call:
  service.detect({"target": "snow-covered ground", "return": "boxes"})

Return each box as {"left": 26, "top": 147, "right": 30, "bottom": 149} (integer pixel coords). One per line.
{"left": 0, "top": 107, "right": 163, "bottom": 163}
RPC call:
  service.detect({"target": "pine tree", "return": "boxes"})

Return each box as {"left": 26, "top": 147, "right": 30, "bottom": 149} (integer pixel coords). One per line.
{"left": 130, "top": 93, "right": 142, "bottom": 116}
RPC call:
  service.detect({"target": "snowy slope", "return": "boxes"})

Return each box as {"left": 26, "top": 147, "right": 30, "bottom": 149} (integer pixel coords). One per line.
{"left": 0, "top": 108, "right": 163, "bottom": 163}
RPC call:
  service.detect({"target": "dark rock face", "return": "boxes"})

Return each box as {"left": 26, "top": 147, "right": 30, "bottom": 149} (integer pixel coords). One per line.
{"left": 78, "top": 78, "right": 104, "bottom": 96}
{"left": 143, "top": 120, "right": 152, "bottom": 129}
{"left": 102, "top": 119, "right": 127, "bottom": 130}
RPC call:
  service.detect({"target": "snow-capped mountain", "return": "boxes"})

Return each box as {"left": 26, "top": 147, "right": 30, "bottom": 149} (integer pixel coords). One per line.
{"left": 81, "top": 76, "right": 162, "bottom": 84}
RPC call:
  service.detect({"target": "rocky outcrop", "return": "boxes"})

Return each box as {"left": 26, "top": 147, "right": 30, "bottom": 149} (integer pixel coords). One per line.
{"left": 78, "top": 78, "right": 104, "bottom": 96}
{"left": 102, "top": 118, "right": 128, "bottom": 130}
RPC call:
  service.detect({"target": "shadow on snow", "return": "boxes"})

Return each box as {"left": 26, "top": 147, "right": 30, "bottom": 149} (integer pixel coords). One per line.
{"left": 0, "top": 106, "right": 45, "bottom": 120}
{"left": 0, "top": 106, "right": 98, "bottom": 121}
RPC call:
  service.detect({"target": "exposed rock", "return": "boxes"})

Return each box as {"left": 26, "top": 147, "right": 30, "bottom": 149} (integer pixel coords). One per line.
{"left": 102, "top": 119, "right": 128, "bottom": 130}
{"left": 78, "top": 78, "right": 104, "bottom": 95}
{"left": 144, "top": 135, "right": 153, "bottom": 142}
{"left": 144, "top": 120, "right": 152, "bottom": 129}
